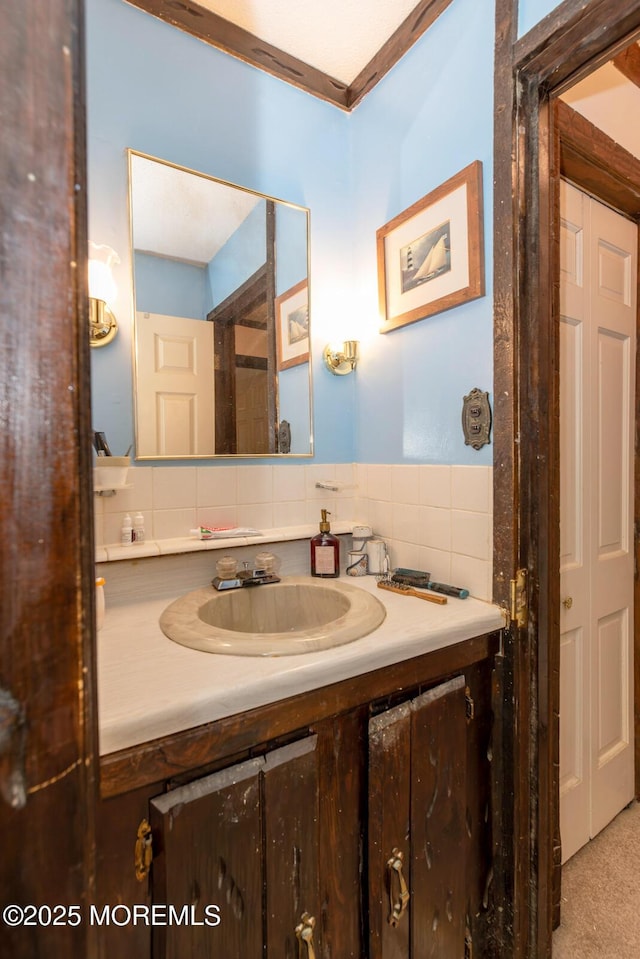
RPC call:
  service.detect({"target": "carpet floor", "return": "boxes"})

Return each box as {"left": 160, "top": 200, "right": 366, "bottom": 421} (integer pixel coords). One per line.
{"left": 552, "top": 801, "right": 640, "bottom": 957}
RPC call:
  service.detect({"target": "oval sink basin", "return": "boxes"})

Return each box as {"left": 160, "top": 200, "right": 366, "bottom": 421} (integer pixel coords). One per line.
{"left": 159, "top": 576, "right": 386, "bottom": 656}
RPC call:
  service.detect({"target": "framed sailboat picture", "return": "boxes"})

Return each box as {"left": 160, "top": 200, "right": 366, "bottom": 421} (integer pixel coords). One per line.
{"left": 377, "top": 161, "right": 484, "bottom": 333}
{"left": 275, "top": 279, "right": 309, "bottom": 370}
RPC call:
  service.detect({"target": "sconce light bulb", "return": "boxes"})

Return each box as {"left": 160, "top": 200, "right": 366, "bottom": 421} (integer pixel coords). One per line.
{"left": 88, "top": 242, "right": 120, "bottom": 348}
{"left": 88, "top": 242, "right": 119, "bottom": 306}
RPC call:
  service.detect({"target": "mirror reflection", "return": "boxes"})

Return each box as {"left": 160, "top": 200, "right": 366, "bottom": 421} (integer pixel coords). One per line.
{"left": 129, "top": 151, "right": 313, "bottom": 458}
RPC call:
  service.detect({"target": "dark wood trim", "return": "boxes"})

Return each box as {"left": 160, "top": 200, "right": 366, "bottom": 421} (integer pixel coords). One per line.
{"left": 513, "top": 0, "right": 640, "bottom": 87}
{"left": 0, "top": 0, "right": 98, "bottom": 954}
{"left": 347, "top": 0, "right": 455, "bottom": 108}
{"left": 495, "top": 1, "right": 640, "bottom": 956}
{"left": 557, "top": 99, "right": 640, "bottom": 215}
{"left": 491, "top": 0, "right": 522, "bottom": 955}
{"left": 125, "top": 0, "right": 350, "bottom": 108}
{"left": 125, "top": 0, "right": 454, "bottom": 111}
{"left": 235, "top": 354, "right": 268, "bottom": 370}
{"left": 99, "top": 632, "right": 499, "bottom": 798}
{"left": 549, "top": 104, "right": 563, "bottom": 935}
{"left": 210, "top": 265, "right": 269, "bottom": 454}
{"left": 208, "top": 263, "right": 268, "bottom": 323}
{"left": 636, "top": 242, "right": 640, "bottom": 801}
{"left": 613, "top": 41, "right": 640, "bottom": 89}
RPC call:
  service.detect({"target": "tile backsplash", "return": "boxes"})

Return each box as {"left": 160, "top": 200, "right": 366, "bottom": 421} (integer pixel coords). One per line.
{"left": 94, "top": 462, "right": 493, "bottom": 601}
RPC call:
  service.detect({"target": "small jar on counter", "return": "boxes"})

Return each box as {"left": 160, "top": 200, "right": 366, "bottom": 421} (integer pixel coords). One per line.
{"left": 254, "top": 551, "right": 281, "bottom": 575}
{"left": 216, "top": 555, "right": 238, "bottom": 579}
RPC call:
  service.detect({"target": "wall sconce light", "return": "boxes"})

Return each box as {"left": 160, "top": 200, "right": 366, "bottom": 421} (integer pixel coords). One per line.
{"left": 89, "top": 242, "right": 119, "bottom": 347}
{"left": 323, "top": 340, "right": 359, "bottom": 375}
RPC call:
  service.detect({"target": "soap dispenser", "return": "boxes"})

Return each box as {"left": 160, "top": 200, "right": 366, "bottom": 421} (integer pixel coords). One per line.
{"left": 311, "top": 509, "right": 340, "bottom": 578}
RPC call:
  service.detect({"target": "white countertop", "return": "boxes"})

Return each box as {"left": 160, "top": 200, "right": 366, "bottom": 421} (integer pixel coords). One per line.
{"left": 97, "top": 574, "right": 505, "bottom": 756}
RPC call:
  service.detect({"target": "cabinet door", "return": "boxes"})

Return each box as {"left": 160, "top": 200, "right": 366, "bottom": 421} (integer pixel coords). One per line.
{"left": 150, "top": 756, "right": 264, "bottom": 959}
{"left": 264, "top": 736, "right": 321, "bottom": 959}
{"left": 410, "top": 676, "right": 467, "bottom": 959}
{"left": 149, "top": 736, "right": 321, "bottom": 959}
{"left": 369, "top": 675, "right": 468, "bottom": 959}
{"left": 369, "top": 700, "right": 412, "bottom": 959}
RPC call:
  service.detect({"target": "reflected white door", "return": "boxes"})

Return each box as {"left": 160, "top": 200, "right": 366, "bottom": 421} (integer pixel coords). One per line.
{"left": 136, "top": 312, "right": 214, "bottom": 457}
{"left": 559, "top": 180, "right": 636, "bottom": 863}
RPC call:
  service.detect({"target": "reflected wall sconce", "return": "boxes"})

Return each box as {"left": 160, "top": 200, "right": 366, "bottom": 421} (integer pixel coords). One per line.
{"left": 323, "top": 340, "right": 359, "bottom": 375}
{"left": 89, "top": 241, "right": 119, "bottom": 347}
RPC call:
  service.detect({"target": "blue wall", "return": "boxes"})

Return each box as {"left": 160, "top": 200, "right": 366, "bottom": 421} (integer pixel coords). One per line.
{"left": 88, "top": 0, "right": 496, "bottom": 466}
{"left": 135, "top": 253, "right": 210, "bottom": 318}
{"left": 87, "top": 0, "right": 352, "bottom": 463}
{"left": 207, "top": 202, "right": 267, "bottom": 306}
{"left": 350, "top": 0, "right": 495, "bottom": 464}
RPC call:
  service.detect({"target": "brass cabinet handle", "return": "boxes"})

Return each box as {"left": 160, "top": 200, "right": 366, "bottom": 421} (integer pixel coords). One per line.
{"left": 562, "top": 596, "right": 573, "bottom": 610}
{"left": 387, "top": 847, "right": 410, "bottom": 926}
{"left": 134, "top": 818, "right": 153, "bottom": 881}
{"left": 295, "top": 912, "right": 316, "bottom": 959}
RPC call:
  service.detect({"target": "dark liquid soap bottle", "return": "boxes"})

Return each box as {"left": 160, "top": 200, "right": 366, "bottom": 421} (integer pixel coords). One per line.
{"left": 310, "top": 509, "right": 340, "bottom": 578}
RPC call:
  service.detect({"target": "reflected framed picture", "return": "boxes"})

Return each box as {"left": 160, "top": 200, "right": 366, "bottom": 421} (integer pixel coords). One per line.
{"left": 377, "top": 160, "right": 484, "bottom": 333}
{"left": 275, "top": 279, "right": 309, "bottom": 370}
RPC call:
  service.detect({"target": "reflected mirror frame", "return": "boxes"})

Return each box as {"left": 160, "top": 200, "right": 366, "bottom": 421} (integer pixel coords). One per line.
{"left": 127, "top": 148, "right": 314, "bottom": 459}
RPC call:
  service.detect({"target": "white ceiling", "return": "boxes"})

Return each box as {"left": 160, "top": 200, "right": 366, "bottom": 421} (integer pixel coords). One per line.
{"left": 193, "top": 0, "right": 420, "bottom": 84}
{"left": 131, "top": 154, "right": 262, "bottom": 265}
{"left": 561, "top": 59, "right": 640, "bottom": 160}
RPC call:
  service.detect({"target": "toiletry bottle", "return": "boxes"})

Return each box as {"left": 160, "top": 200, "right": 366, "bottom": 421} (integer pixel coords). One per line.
{"left": 121, "top": 513, "right": 132, "bottom": 546}
{"left": 311, "top": 509, "right": 340, "bottom": 578}
{"left": 133, "top": 511, "right": 145, "bottom": 543}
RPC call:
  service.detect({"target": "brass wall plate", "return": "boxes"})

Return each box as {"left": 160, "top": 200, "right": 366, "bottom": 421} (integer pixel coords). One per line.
{"left": 462, "top": 387, "right": 492, "bottom": 450}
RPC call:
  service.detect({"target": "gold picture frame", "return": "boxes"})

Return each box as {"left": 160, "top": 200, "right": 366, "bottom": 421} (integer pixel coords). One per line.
{"left": 377, "top": 160, "right": 484, "bottom": 333}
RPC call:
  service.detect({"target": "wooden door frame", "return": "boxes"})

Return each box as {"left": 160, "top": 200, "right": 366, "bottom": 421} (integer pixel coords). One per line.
{"left": 0, "top": 0, "right": 98, "bottom": 955}
{"left": 494, "top": 1, "right": 640, "bottom": 956}
{"left": 211, "top": 265, "right": 270, "bottom": 453}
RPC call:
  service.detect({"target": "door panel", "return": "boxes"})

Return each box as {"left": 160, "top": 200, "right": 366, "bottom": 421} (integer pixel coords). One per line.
{"left": 410, "top": 677, "right": 467, "bottom": 959}
{"left": 589, "top": 196, "right": 635, "bottom": 839}
{"left": 369, "top": 702, "right": 412, "bottom": 959}
{"left": 559, "top": 180, "right": 636, "bottom": 862}
{"left": 136, "top": 311, "right": 214, "bottom": 456}
{"left": 263, "top": 737, "right": 320, "bottom": 959}
{"left": 597, "top": 330, "right": 628, "bottom": 554}
{"left": 368, "top": 676, "right": 468, "bottom": 959}
{"left": 150, "top": 757, "right": 264, "bottom": 959}
{"left": 559, "top": 182, "right": 590, "bottom": 859}
{"left": 559, "top": 627, "right": 586, "bottom": 798}
{"left": 236, "top": 367, "right": 269, "bottom": 453}
{"left": 559, "top": 317, "right": 583, "bottom": 570}
{"left": 149, "top": 736, "right": 322, "bottom": 959}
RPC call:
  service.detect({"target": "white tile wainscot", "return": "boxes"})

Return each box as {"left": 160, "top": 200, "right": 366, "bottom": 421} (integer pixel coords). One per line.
{"left": 95, "top": 462, "right": 494, "bottom": 599}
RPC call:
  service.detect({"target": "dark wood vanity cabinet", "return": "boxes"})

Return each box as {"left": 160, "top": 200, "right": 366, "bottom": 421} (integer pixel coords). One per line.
{"left": 96, "top": 634, "right": 497, "bottom": 959}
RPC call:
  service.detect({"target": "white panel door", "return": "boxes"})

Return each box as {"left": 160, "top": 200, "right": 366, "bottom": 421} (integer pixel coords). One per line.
{"left": 136, "top": 312, "right": 214, "bottom": 457}
{"left": 559, "top": 180, "right": 636, "bottom": 863}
